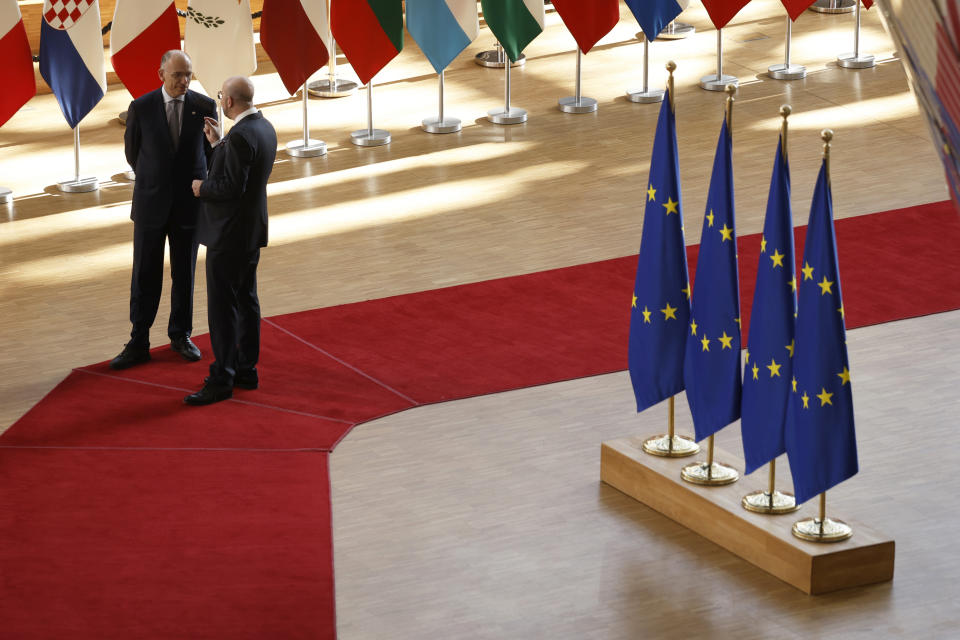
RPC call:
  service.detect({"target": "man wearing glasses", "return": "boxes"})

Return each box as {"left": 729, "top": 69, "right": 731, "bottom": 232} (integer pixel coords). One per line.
{"left": 111, "top": 50, "right": 218, "bottom": 370}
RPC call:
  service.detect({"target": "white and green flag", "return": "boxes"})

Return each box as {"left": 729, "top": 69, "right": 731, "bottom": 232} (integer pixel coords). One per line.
{"left": 479, "top": 0, "right": 544, "bottom": 63}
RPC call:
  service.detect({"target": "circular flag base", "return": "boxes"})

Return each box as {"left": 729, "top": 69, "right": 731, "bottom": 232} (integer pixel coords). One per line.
{"left": 57, "top": 177, "right": 99, "bottom": 193}
{"left": 837, "top": 53, "right": 876, "bottom": 69}
{"left": 792, "top": 517, "right": 853, "bottom": 542}
{"left": 681, "top": 460, "right": 740, "bottom": 486}
{"left": 286, "top": 139, "right": 327, "bottom": 157}
{"left": 475, "top": 50, "right": 526, "bottom": 68}
{"left": 641, "top": 434, "right": 700, "bottom": 458}
{"left": 700, "top": 74, "right": 739, "bottom": 92}
{"left": 768, "top": 63, "right": 808, "bottom": 80}
{"left": 119, "top": 110, "right": 128, "bottom": 126}
{"left": 487, "top": 108, "right": 527, "bottom": 125}
{"left": 308, "top": 78, "right": 359, "bottom": 99}
{"left": 422, "top": 117, "right": 462, "bottom": 134}
{"left": 351, "top": 129, "right": 391, "bottom": 147}
{"left": 626, "top": 89, "right": 665, "bottom": 104}
{"left": 0, "top": 187, "right": 12, "bottom": 204}
{"left": 658, "top": 22, "right": 695, "bottom": 40}
{"left": 558, "top": 96, "right": 598, "bottom": 114}
{"left": 809, "top": 0, "right": 855, "bottom": 14}
{"left": 742, "top": 490, "right": 801, "bottom": 514}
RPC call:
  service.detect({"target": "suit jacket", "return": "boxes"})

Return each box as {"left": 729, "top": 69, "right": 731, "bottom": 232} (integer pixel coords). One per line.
{"left": 196, "top": 111, "right": 277, "bottom": 252}
{"left": 125, "top": 88, "right": 217, "bottom": 231}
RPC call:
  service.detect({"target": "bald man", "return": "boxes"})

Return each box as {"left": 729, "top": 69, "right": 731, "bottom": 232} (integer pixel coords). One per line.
{"left": 185, "top": 76, "right": 277, "bottom": 405}
{"left": 112, "top": 50, "right": 217, "bottom": 370}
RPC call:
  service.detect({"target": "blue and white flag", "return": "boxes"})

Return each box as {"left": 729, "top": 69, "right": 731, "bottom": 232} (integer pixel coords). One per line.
{"left": 406, "top": 0, "right": 478, "bottom": 74}
{"left": 39, "top": 0, "right": 106, "bottom": 128}
{"left": 624, "top": 0, "right": 689, "bottom": 40}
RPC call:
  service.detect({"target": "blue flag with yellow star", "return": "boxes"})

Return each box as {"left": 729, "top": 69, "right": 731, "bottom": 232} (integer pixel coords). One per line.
{"left": 628, "top": 93, "right": 691, "bottom": 413}
{"left": 684, "top": 118, "right": 741, "bottom": 441}
{"left": 785, "top": 160, "right": 858, "bottom": 505}
{"left": 741, "top": 138, "right": 797, "bottom": 475}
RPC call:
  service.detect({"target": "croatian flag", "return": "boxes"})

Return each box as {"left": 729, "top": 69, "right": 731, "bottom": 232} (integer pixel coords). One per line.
{"left": 406, "top": 0, "right": 478, "bottom": 74}
{"left": 110, "top": 1, "right": 180, "bottom": 99}
{"left": 0, "top": 0, "right": 36, "bottom": 127}
{"left": 39, "top": 0, "right": 107, "bottom": 128}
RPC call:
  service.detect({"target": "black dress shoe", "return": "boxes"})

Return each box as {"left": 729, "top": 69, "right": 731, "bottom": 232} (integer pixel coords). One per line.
{"left": 110, "top": 343, "right": 151, "bottom": 370}
{"left": 183, "top": 380, "right": 233, "bottom": 406}
{"left": 171, "top": 336, "right": 202, "bottom": 362}
{"left": 234, "top": 368, "right": 259, "bottom": 390}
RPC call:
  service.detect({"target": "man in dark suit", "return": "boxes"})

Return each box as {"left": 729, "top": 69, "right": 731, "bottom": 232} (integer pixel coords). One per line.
{"left": 185, "top": 76, "right": 277, "bottom": 405}
{"left": 111, "top": 50, "right": 217, "bottom": 370}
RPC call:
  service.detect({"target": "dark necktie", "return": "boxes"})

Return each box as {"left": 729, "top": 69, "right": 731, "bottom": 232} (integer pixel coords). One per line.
{"left": 167, "top": 99, "right": 181, "bottom": 150}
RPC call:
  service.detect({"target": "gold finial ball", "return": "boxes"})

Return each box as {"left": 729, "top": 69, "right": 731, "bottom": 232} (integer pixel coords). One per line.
{"left": 780, "top": 104, "right": 792, "bottom": 118}
{"left": 666, "top": 60, "right": 677, "bottom": 73}
{"left": 725, "top": 83, "right": 737, "bottom": 97}
{"left": 821, "top": 128, "right": 834, "bottom": 143}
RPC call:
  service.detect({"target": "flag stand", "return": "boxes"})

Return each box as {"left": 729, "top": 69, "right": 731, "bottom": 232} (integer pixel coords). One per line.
{"left": 742, "top": 459, "right": 800, "bottom": 513}
{"left": 809, "top": 0, "right": 855, "bottom": 14}
{"left": 642, "top": 396, "right": 699, "bottom": 457}
{"left": 57, "top": 126, "right": 98, "bottom": 193}
{"left": 837, "top": 2, "right": 875, "bottom": 69}
{"left": 423, "top": 70, "right": 461, "bottom": 134}
{"left": 559, "top": 49, "right": 597, "bottom": 113}
{"left": 487, "top": 56, "right": 527, "bottom": 124}
{"left": 627, "top": 36, "right": 664, "bottom": 104}
{"left": 0, "top": 187, "right": 12, "bottom": 204}
{"left": 308, "top": 2, "right": 358, "bottom": 98}
{"left": 700, "top": 29, "right": 738, "bottom": 91}
{"left": 475, "top": 41, "right": 525, "bottom": 68}
{"left": 657, "top": 20, "right": 695, "bottom": 40}
{"left": 351, "top": 83, "right": 391, "bottom": 146}
{"left": 287, "top": 82, "right": 327, "bottom": 157}
{"left": 792, "top": 492, "right": 853, "bottom": 541}
{"left": 768, "top": 15, "right": 807, "bottom": 80}
{"left": 681, "top": 434, "right": 739, "bottom": 485}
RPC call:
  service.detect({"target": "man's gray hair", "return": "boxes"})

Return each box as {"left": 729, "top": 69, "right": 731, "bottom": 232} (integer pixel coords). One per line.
{"left": 160, "top": 50, "right": 192, "bottom": 66}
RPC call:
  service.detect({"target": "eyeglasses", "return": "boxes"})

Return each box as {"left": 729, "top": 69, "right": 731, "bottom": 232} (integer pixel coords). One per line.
{"left": 217, "top": 91, "right": 222, "bottom": 100}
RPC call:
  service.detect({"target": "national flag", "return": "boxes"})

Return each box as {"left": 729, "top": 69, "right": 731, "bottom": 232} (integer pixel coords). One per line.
{"left": 110, "top": 1, "right": 180, "bottom": 99}
{"left": 700, "top": 0, "right": 751, "bottom": 30}
{"left": 260, "top": 0, "right": 329, "bottom": 95}
{"left": 785, "top": 157, "right": 858, "bottom": 505}
{"left": 551, "top": 0, "right": 619, "bottom": 54}
{"left": 406, "top": 0, "right": 478, "bottom": 74}
{"left": 862, "top": 0, "right": 873, "bottom": 8}
{"left": 184, "top": 0, "right": 256, "bottom": 95}
{"left": 39, "top": 0, "right": 107, "bottom": 128}
{"left": 331, "top": 0, "right": 403, "bottom": 86}
{"left": 740, "top": 136, "right": 796, "bottom": 474}
{"left": 780, "top": 1, "right": 816, "bottom": 22}
{"left": 628, "top": 91, "right": 691, "bottom": 413}
{"left": 479, "top": 0, "right": 544, "bottom": 63}
{"left": 683, "top": 118, "right": 741, "bottom": 441}
{"left": 624, "top": 0, "right": 689, "bottom": 41}
{"left": 0, "top": 0, "right": 36, "bottom": 127}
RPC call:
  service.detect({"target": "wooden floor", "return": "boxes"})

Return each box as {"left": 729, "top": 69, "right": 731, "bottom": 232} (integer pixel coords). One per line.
{"left": 1, "top": 2, "right": 957, "bottom": 637}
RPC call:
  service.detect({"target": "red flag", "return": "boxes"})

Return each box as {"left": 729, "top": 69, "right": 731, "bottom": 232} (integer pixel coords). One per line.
{"left": 780, "top": 1, "right": 816, "bottom": 22}
{"left": 551, "top": 0, "right": 619, "bottom": 54}
{"left": 701, "top": 0, "right": 751, "bottom": 30}
{"left": 110, "top": 1, "right": 181, "bottom": 99}
{"left": 261, "top": 0, "right": 330, "bottom": 95}
{"left": 0, "top": 0, "right": 36, "bottom": 127}
{"left": 862, "top": 0, "right": 873, "bottom": 8}
{"left": 331, "top": 0, "right": 403, "bottom": 86}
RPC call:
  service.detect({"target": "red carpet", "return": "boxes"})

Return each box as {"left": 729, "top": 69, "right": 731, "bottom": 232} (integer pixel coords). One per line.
{"left": 1, "top": 201, "right": 958, "bottom": 638}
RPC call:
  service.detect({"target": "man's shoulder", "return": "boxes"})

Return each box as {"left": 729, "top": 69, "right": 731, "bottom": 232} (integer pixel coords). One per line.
{"left": 131, "top": 88, "right": 161, "bottom": 109}
{"left": 186, "top": 90, "right": 216, "bottom": 112}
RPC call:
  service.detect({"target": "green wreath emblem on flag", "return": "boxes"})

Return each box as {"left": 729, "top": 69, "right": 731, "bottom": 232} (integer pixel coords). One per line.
{"left": 186, "top": 8, "right": 225, "bottom": 28}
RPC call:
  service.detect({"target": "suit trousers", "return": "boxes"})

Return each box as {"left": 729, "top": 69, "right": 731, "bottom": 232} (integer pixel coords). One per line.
{"left": 205, "top": 247, "right": 261, "bottom": 386}
{"left": 129, "top": 220, "right": 198, "bottom": 348}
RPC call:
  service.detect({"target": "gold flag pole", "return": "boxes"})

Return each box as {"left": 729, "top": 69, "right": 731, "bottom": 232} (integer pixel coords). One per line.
{"left": 742, "top": 106, "right": 801, "bottom": 514}
{"left": 641, "top": 61, "right": 699, "bottom": 459}
{"left": 679, "top": 84, "right": 739, "bottom": 486}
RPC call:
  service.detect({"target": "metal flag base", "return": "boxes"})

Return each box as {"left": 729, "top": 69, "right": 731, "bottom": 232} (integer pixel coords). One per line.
{"left": 658, "top": 21, "right": 695, "bottom": 40}
{"left": 57, "top": 177, "right": 99, "bottom": 193}
{"left": 768, "top": 63, "right": 807, "bottom": 80}
{"left": 742, "top": 489, "right": 800, "bottom": 514}
{"left": 119, "top": 110, "right": 128, "bottom": 125}
{"left": 641, "top": 434, "right": 699, "bottom": 458}
{"left": 558, "top": 96, "right": 597, "bottom": 113}
{"left": 700, "top": 74, "right": 738, "bottom": 91}
{"left": 308, "top": 78, "right": 359, "bottom": 98}
{"left": 422, "top": 116, "right": 462, "bottom": 133}
{"left": 792, "top": 517, "right": 853, "bottom": 542}
{"left": 487, "top": 107, "right": 527, "bottom": 124}
{"left": 0, "top": 187, "right": 12, "bottom": 204}
{"left": 351, "top": 129, "right": 391, "bottom": 146}
{"left": 809, "top": 0, "right": 855, "bottom": 13}
{"left": 286, "top": 139, "right": 327, "bottom": 157}
{"left": 837, "top": 53, "right": 875, "bottom": 68}
{"left": 475, "top": 50, "right": 526, "bottom": 68}
{"left": 627, "top": 89, "right": 664, "bottom": 103}
{"left": 681, "top": 460, "right": 740, "bottom": 485}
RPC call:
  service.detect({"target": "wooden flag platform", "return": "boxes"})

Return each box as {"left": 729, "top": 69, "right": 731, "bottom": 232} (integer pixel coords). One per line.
{"left": 600, "top": 437, "right": 895, "bottom": 595}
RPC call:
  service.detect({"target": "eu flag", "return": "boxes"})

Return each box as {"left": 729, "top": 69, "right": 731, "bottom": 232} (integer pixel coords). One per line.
{"left": 785, "top": 159, "right": 858, "bottom": 504}
{"left": 628, "top": 93, "right": 691, "bottom": 413}
{"left": 684, "top": 119, "right": 741, "bottom": 441}
{"left": 741, "top": 137, "right": 797, "bottom": 474}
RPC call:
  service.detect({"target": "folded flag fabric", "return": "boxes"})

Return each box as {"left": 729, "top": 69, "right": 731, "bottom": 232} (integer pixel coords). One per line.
{"left": 331, "top": 0, "right": 403, "bottom": 85}
{"left": 0, "top": 0, "right": 36, "bottom": 127}
{"left": 701, "top": 0, "right": 751, "bottom": 30}
{"left": 628, "top": 91, "right": 691, "bottom": 413}
{"left": 184, "top": 0, "right": 256, "bottom": 95}
{"left": 261, "top": 0, "right": 330, "bottom": 95}
{"left": 110, "top": 0, "right": 180, "bottom": 99}
{"left": 406, "top": 0, "right": 478, "bottom": 74}
{"left": 480, "top": 0, "right": 544, "bottom": 63}
{"left": 624, "top": 0, "right": 689, "bottom": 41}
{"left": 780, "top": 1, "right": 816, "bottom": 21}
{"left": 740, "top": 137, "right": 796, "bottom": 474}
{"left": 551, "top": 0, "right": 619, "bottom": 54}
{"left": 785, "top": 158, "right": 858, "bottom": 505}
{"left": 39, "top": 0, "right": 107, "bottom": 128}
{"left": 684, "top": 118, "right": 742, "bottom": 441}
